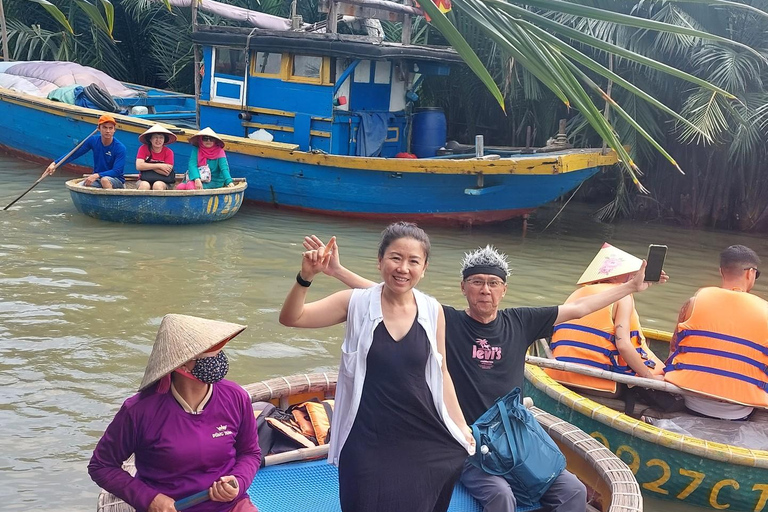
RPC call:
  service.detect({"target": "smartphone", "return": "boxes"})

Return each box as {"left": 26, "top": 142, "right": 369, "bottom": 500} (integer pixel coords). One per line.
{"left": 645, "top": 244, "right": 667, "bottom": 282}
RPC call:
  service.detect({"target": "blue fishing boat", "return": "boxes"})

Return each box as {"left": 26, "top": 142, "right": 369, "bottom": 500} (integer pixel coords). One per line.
{"left": 0, "top": 14, "right": 617, "bottom": 224}
{"left": 65, "top": 177, "right": 247, "bottom": 224}
{"left": 95, "top": 373, "right": 643, "bottom": 512}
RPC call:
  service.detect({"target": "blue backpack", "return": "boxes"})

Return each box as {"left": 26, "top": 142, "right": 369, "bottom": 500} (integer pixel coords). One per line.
{"left": 470, "top": 387, "right": 566, "bottom": 507}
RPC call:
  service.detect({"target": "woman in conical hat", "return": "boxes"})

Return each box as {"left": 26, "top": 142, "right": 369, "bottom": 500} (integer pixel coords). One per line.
{"left": 136, "top": 124, "right": 177, "bottom": 191}
{"left": 88, "top": 314, "right": 261, "bottom": 512}
{"left": 547, "top": 244, "right": 676, "bottom": 411}
{"left": 177, "top": 127, "right": 235, "bottom": 191}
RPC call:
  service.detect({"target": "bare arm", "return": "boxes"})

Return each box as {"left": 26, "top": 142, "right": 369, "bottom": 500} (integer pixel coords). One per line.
{"left": 555, "top": 260, "right": 668, "bottom": 324}
{"left": 437, "top": 306, "right": 474, "bottom": 449}
{"left": 303, "top": 235, "right": 377, "bottom": 289}
{"left": 135, "top": 159, "right": 172, "bottom": 174}
{"left": 279, "top": 238, "right": 353, "bottom": 328}
{"left": 613, "top": 295, "right": 662, "bottom": 379}
{"left": 669, "top": 297, "right": 694, "bottom": 359}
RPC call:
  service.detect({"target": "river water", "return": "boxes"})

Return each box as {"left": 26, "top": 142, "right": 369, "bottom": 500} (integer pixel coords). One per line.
{"left": 1, "top": 154, "right": 766, "bottom": 511}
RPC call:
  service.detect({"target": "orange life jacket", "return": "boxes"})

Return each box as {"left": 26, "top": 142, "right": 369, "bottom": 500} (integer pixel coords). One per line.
{"left": 665, "top": 287, "right": 768, "bottom": 407}
{"left": 545, "top": 284, "right": 653, "bottom": 393}
{"left": 290, "top": 400, "right": 334, "bottom": 446}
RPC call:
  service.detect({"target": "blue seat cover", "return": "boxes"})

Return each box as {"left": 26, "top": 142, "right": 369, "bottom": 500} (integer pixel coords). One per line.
{"left": 248, "top": 459, "right": 541, "bottom": 512}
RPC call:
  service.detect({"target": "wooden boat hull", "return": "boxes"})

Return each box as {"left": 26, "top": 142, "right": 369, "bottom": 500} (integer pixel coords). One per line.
{"left": 96, "top": 373, "right": 641, "bottom": 512}
{"left": 525, "top": 334, "right": 768, "bottom": 512}
{"left": 1, "top": 87, "right": 617, "bottom": 224}
{"left": 64, "top": 178, "right": 247, "bottom": 224}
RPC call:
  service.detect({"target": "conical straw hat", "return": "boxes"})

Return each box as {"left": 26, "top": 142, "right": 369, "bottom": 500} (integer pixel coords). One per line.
{"left": 138, "top": 124, "right": 177, "bottom": 145}
{"left": 577, "top": 243, "right": 643, "bottom": 285}
{"left": 139, "top": 314, "right": 246, "bottom": 391}
{"left": 189, "top": 127, "right": 225, "bottom": 148}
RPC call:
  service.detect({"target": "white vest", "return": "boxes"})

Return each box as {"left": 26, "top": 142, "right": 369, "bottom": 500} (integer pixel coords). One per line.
{"left": 327, "top": 283, "right": 472, "bottom": 465}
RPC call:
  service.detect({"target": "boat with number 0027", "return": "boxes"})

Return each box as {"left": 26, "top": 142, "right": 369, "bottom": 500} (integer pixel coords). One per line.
{"left": 65, "top": 177, "right": 247, "bottom": 224}
{"left": 96, "top": 373, "right": 642, "bottom": 512}
{"left": 525, "top": 328, "right": 768, "bottom": 512}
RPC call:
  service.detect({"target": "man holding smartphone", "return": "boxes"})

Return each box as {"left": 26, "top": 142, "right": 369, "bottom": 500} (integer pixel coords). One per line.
{"left": 666, "top": 245, "right": 768, "bottom": 420}
{"left": 300, "top": 236, "right": 666, "bottom": 512}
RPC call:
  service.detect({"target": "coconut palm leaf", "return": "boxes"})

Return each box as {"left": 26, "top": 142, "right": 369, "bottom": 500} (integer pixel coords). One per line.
{"left": 417, "top": 0, "right": 505, "bottom": 111}
{"left": 27, "top": 0, "right": 74, "bottom": 33}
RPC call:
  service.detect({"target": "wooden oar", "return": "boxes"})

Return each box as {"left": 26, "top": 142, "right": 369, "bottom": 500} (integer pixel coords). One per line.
{"left": 174, "top": 479, "right": 238, "bottom": 511}
{"left": 173, "top": 446, "right": 329, "bottom": 510}
{"left": 525, "top": 355, "right": 693, "bottom": 396}
{"left": 3, "top": 129, "right": 98, "bottom": 211}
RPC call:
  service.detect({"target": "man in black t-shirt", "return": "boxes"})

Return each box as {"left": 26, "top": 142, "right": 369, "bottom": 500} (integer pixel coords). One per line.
{"left": 302, "top": 237, "right": 657, "bottom": 512}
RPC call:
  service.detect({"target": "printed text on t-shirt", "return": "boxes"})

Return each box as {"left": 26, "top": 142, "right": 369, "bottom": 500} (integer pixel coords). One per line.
{"left": 472, "top": 338, "right": 502, "bottom": 369}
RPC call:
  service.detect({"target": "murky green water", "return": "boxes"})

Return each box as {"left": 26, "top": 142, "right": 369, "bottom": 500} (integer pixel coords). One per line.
{"left": 1, "top": 154, "right": 766, "bottom": 511}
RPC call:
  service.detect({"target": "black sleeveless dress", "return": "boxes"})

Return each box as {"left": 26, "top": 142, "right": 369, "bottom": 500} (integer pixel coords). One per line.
{"left": 338, "top": 317, "right": 468, "bottom": 512}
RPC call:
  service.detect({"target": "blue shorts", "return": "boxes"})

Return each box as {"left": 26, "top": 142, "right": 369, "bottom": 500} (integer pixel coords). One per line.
{"left": 85, "top": 177, "right": 124, "bottom": 189}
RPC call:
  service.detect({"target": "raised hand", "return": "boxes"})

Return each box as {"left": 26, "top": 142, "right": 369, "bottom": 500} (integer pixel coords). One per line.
{"left": 302, "top": 235, "right": 341, "bottom": 276}
{"left": 631, "top": 260, "right": 669, "bottom": 292}
{"left": 301, "top": 236, "right": 337, "bottom": 281}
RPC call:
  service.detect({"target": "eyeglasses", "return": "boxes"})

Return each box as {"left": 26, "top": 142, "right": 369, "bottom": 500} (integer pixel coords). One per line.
{"left": 745, "top": 267, "right": 761, "bottom": 279}
{"left": 465, "top": 278, "right": 505, "bottom": 289}
{"left": 201, "top": 136, "right": 215, "bottom": 142}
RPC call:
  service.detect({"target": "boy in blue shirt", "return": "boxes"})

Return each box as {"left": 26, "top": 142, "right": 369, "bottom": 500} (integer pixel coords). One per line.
{"left": 43, "top": 114, "right": 126, "bottom": 189}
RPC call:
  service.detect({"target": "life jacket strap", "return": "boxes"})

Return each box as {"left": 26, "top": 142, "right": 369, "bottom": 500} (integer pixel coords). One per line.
{"left": 678, "top": 329, "right": 768, "bottom": 356}
{"left": 554, "top": 355, "right": 632, "bottom": 374}
{"left": 675, "top": 346, "right": 768, "bottom": 374}
{"left": 553, "top": 323, "right": 614, "bottom": 341}
{"left": 664, "top": 362, "right": 768, "bottom": 390}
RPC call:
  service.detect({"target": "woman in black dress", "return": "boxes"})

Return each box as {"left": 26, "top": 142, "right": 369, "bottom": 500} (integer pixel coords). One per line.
{"left": 280, "top": 222, "right": 474, "bottom": 512}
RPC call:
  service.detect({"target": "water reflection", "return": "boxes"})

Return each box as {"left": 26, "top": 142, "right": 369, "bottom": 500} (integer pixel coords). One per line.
{"left": 1, "top": 154, "right": 766, "bottom": 510}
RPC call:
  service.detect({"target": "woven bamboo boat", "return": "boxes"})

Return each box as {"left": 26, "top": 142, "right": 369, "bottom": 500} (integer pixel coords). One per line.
{"left": 526, "top": 329, "right": 768, "bottom": 512}
{"left": 65, "top": 176, "right": 247, "bottom": 224}
{"left": 97, "top": 373, "right": 641, "bottom": 512}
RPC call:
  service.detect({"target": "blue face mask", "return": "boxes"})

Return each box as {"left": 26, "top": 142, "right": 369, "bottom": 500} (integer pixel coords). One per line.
{"left": 191, "top": 351, "right": 229, "bottom": 384}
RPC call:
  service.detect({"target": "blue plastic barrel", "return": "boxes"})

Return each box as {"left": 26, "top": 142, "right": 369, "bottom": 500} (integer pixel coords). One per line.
{"left": 411, "top": 108, "right": 447, "bottom": 158}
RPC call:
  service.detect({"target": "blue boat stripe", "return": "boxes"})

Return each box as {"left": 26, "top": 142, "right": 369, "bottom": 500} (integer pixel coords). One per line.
{"left": 678, "top": 330, "right": 768, "bottom": 356}
{"left": 665, "top": 363, "right": 768, "bottom": 390}
{"left": 550, "top": 340, "right": 618, "bottom": 357}
{"left": 553, "top": 323, "right": 613, "bottom": 341}
{"left": 677, "top": 347, "right": 768, "bottom": 374}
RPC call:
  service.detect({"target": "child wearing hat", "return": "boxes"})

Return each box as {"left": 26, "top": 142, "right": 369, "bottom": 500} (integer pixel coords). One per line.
{"left": 177, "top": 128, "right": 235, "bottom": 190}
{"left": 88, "top": 314, "right": 261, "bottom": 512}
{"left": 135, "top": 124, "right": 177, "bottom": 191}
{"left": 43, "top": 114, "right": 126, "bottom": 189}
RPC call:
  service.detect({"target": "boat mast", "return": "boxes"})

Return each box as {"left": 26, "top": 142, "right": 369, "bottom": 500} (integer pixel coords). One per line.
{"left": 192, "top": 0, "right": 201, "bottom": 126}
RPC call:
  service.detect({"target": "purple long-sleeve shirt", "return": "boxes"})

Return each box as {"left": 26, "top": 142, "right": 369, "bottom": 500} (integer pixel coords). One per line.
{"left": 88, "top": 379, "right": 261, "bottom": 512}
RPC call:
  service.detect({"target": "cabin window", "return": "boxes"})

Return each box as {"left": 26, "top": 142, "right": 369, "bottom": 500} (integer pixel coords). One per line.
{"left": 214, "top": 48, "right": 246, "bottom": 77}
{"left": 292, "top": 55, "right": 322, "bottom": 80}
{"left": 253, "top": 52, "right": 282, "bottom": 76}
{"left": 374, "top": 61, "right": 391, "bottom": 84}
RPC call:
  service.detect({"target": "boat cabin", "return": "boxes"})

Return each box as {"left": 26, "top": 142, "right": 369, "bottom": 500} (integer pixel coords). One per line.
{"left": 192, "top": 26, "right": 461, "bottom": 157}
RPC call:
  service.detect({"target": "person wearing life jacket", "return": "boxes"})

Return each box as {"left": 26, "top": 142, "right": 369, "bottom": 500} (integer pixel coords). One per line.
{"left": 666, "top": 245, "right": 768, "bottom": 420}
{"left": 546, "top": 244, "right": 667, "bottom": 403}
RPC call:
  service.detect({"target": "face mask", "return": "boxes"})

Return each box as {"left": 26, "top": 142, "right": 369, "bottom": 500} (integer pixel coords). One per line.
{"left": 190, "top": 351, "right": 229, "bottom": 384}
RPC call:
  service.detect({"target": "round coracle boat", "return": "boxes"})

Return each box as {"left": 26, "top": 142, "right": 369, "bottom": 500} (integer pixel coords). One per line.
{"left": 96, "top": 373, "right": 641, "bottom": 512}
{"left": 65, "top": 176, "right": 247, "bottom": 224}
{"left": 526, "top": 329, "right": 768, "bottom": 512}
